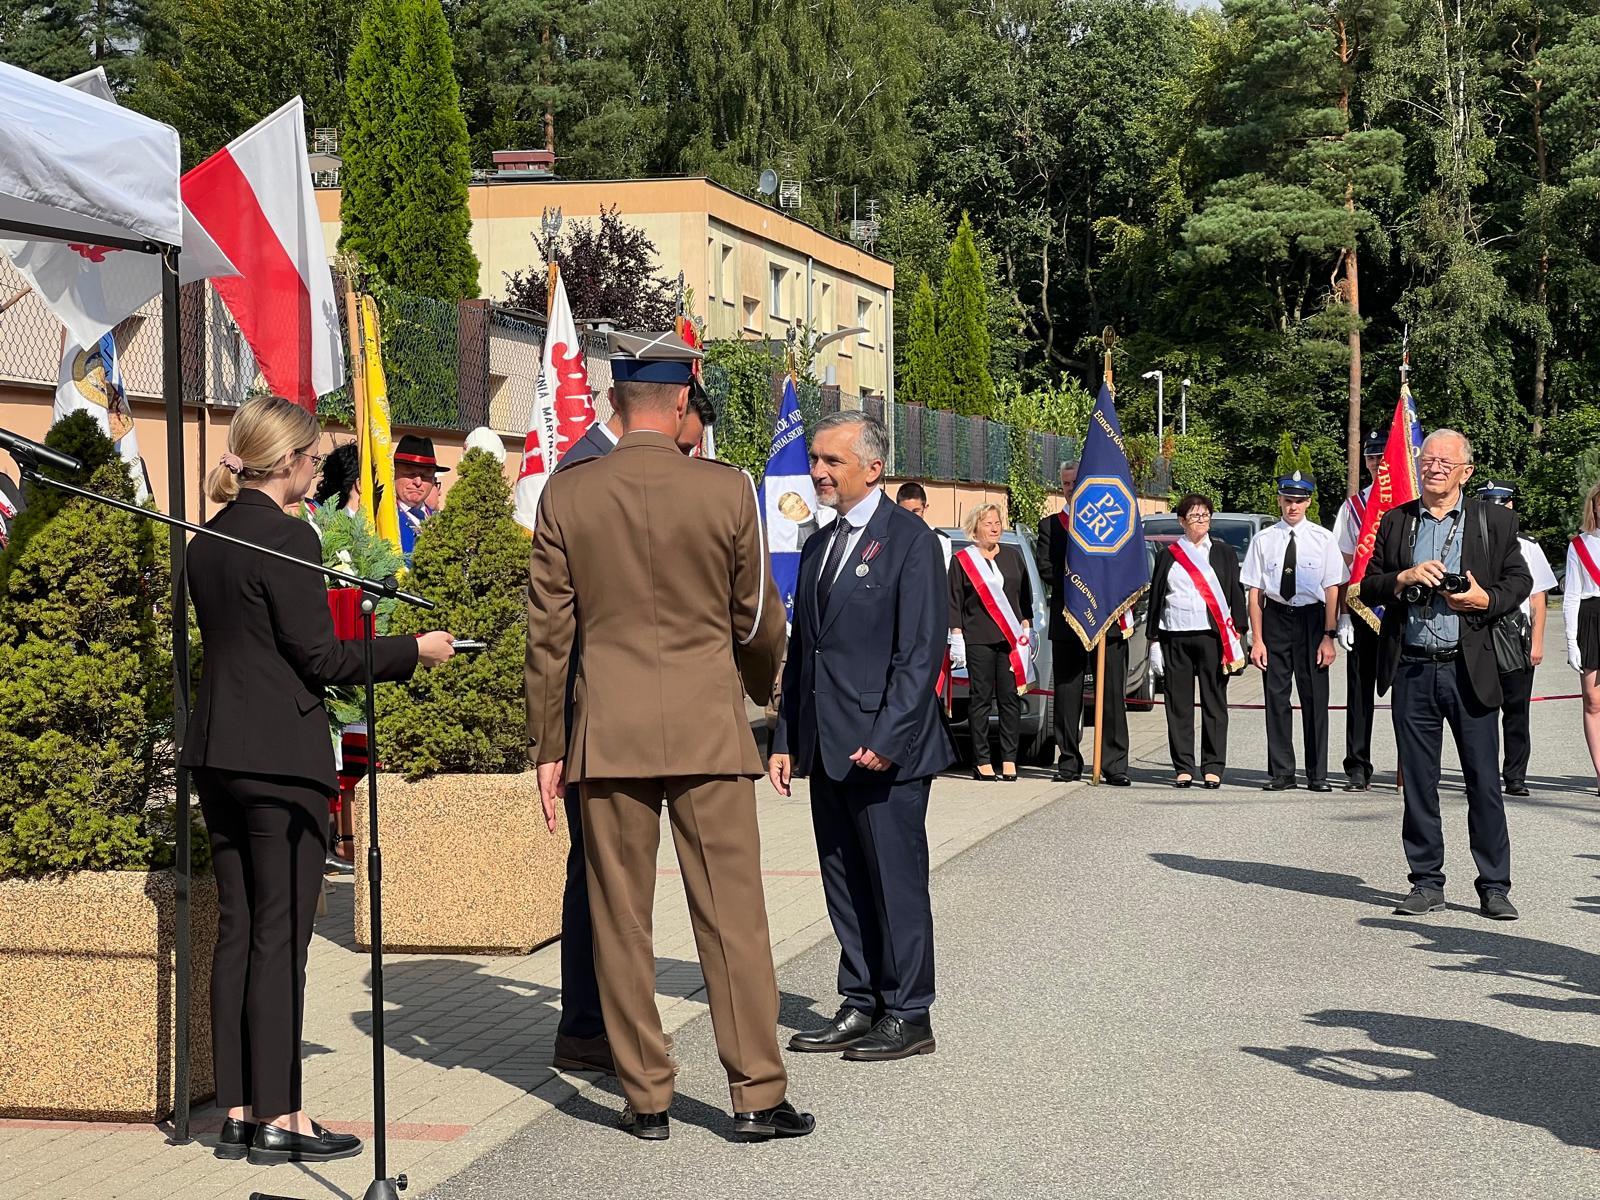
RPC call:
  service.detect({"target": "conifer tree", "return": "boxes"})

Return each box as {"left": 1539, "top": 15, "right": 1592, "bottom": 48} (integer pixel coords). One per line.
{"left": 901, "top": 273, "right": 948, "bottom": 410}
{"left": 938, "top": 213, "right": 996, "bottom": 418}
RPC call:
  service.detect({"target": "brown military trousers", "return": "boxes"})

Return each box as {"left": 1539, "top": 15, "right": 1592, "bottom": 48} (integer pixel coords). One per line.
{"left": 579, "top": 774, "right": 787, "bottom": 1115}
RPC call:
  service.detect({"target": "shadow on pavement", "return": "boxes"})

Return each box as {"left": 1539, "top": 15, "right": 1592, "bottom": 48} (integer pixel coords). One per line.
{"left": 1245, "top": 1008, "right": 1600, "bottom": 1149}
{"left": 1149, "top": 853, "right": 1403, "bottom": 907}
{"left": 1359, "top": 916, "right": 1600, "bottom": 1009}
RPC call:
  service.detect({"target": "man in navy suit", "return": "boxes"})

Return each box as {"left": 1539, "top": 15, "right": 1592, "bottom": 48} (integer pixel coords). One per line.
{"left": 770, "top": 411, "right": 955, "bottom": 1061}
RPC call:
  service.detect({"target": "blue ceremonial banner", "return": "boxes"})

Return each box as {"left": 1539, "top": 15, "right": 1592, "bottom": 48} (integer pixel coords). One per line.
{"left": 759, "top": 377, "right": 832, "bottom": 623}
{"left": 1062, "top": 382, "right": 1149, "bottom": 650}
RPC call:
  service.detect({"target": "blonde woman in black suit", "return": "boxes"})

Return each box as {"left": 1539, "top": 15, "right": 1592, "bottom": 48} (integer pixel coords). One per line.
{"left": 183, "top": 396, "right": 456, "bottom": 1165}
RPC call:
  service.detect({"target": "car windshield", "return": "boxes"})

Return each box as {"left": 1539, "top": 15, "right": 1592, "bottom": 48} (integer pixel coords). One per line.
{"left": 1143, "top": 514, "right": 1255, "bottom": 560}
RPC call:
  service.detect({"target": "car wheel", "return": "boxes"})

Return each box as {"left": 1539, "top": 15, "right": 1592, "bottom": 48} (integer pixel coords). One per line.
{"left": 1128, "top": 662, "right": 1157, "bottom": 712}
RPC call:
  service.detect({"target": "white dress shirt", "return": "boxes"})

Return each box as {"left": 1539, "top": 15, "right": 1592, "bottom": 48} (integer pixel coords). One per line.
{"left": 1518, "top": 536, "right": 1556, "bottom": 619}
{"left": 1241, "top": 518, "right": 1346, "bottom": 607}
{"left": 1159, "top": 537, "right": 1214, "bottom": 632}
{"left": 1332, "top": 485, "right": 1372, "bottom": 558}
{"left": 819, "top": 485, "right": 884, "bottom": 588}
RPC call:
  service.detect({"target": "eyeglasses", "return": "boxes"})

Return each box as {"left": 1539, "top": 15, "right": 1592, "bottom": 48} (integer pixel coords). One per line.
{"left": 295, "top": 449, "right": 325, "bottom": 469}
{"left": 1419, "top": 457, "right": 1467, "bottom": 471}
{"left": 1182, "top": 512, "right": 1211, "bottom": 523}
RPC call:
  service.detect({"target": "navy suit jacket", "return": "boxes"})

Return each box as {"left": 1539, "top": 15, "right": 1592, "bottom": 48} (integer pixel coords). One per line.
{"left": 773, "top": 495, "right": 955, "bottom": 782}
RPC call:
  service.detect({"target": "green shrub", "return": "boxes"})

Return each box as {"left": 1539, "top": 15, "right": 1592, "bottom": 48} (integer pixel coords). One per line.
{"left": 312, "top": 505, "right": 409, "bottom": 729}
{"left": 0, "top": 417, "right": 201, "bottom": 878}
{"left": 375, "top": 449, "right": 529, "bottom": 778}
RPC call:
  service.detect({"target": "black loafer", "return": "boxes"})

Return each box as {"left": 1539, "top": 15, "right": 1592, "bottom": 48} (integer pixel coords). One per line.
{"left": 1481, "top": 891, "right": 1519, "bottom": 921}
{"left": 620, "top": 1104, "right": 670, "bottom": 1141}
{"left": 788, "top": 1005, "right": 875, "bottom": 1052}
{"left": 732, "top": 1099, "right": 816, "bottom": 1142}
{"left": 215, "top": 1117, "right": 256, "bottom": 1160}
{"left": 1054, "top": 767, "right": 1081, "bottom": 783}
{"left": 1262, "top": 777, "right": 1296, "bottom": 791}
{"left": 841, "top": 1015, "right": 936, "bottom": 1061}
{"left": 248, "top": 1120, "right": 362, "bottom": 1165}
{"left": 1308, "top": 781, "right": 1333, "bottom": 793}
{"left": 1104, "top": 773, "right": 1132, "bottom": 787}
{"left": 1505, "top": 783, "right": 1530, "bottom": 797}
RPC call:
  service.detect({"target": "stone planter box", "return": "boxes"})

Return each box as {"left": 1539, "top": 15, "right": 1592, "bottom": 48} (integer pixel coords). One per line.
{"left": 355, "top": 771, "right": 569, "bottom": 953}
{"left": 0, "top": 869, "right": 217, "bottom": 1120}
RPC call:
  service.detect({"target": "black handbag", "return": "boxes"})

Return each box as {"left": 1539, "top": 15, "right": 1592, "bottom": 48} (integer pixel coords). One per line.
{"left": 1476, "top": 503, "right": 1534, "bottom": 675}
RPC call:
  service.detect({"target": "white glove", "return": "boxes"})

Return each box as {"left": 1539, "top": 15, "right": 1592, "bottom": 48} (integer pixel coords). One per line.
{"left": 1336, "top": 612, "right": 1355, "bottom": 652}
{"left": 1149, "top": 641, "right": 1164, "bottom": 679}
{"left": 1570, "top": 644, "right": 1584, "bottom": 674}
{"left": 949, "top": 632, "right": 967, "bottom": 671}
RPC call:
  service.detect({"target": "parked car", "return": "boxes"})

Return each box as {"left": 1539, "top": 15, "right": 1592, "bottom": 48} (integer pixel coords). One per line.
{"left": 1139, "top": 511, "right": 1271, "bottom": 564}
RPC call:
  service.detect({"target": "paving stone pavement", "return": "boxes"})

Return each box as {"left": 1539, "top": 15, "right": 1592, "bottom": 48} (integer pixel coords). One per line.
{"left": 5, "top": 610, "right": 1597, "bottom": 1199}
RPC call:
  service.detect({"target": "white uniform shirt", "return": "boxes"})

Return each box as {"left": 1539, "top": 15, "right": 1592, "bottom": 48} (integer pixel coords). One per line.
{"left": 1564, "top": 532, "right": 1600, "bottom": 603}
{"left": 1159, "top": 537, "right": 1214, "bottom": 632}
{"left": 1332, "top": 485, "right": 1372, "bottom": 559}
{"left": 1518, "top": 536, "right": 1556, "bottom": 619}
{"left": 1241, "top": 517, "right": 1346, "bottom": 607}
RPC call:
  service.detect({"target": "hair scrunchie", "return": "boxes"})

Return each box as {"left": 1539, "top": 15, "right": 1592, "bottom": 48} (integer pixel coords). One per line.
{"left": 219, "top": 452, "right": 244, "bottom": 476}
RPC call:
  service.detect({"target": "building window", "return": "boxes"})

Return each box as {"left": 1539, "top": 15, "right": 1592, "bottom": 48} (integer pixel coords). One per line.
{"left": 770, "top": 265, "right": 786, "bottom": 319}
{"left": 819, "top": 280, "right": 832, "bottom": 323}
{"left": 743, "top": 296, "right": 761, "bottom": 331}
{"left": 707, "top": 237, "right": 715, "bottom": 299}
{"left": 857, "top": 296, "right": 873, "bottom": 345}
{"left": 720, "top": 245, "right": 733, "bottom": 303}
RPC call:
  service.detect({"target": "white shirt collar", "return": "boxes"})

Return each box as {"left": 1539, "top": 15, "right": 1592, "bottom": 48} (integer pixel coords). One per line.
{"left": 598, "top": 422, "right": 620, "bottom": 446}
{"left": 837, "top": 485, "right": 883, "bottom": 531}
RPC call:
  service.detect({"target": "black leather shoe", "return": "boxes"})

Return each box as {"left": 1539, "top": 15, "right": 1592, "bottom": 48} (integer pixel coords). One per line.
{"left": 248, "top": 1120, "right": 362, "bottom": 1165}
{"left": 1393, "top": 888, "right": 1446, "bottom": 916}
{"left": 620, "top": 1104, "right": 670, "bottom": 1141}
{"left": 1104, "top": 773, "right": 1132, "bottom": 787}
{"left": 1308, "top": 780, "right": 1333, "bottom": 793}
{"left": 788, "top": 1005, "right": 874, "bottom": 1052}
{"left": 1505, "top": 782, "right": 1530, "bottom": 797}
{"left": 732, "top": 1099, "right": 816, "bottom": 1141}
{"left": 215, "top": 1117, "right": 256, "bottom": 1160}
{"left": 1343, "top": 775, "right": 1371, "bottom": 792}
{"left": 1262, "top": 777, "right": 1296, "bottom": 791}
{"left": 1481, "top": 891, "right": 1519, "bottom": 921}
{"left": 841, "top": 1015, "right": 936, "bottom": 1061}
{"left": 1202, "top": 777, "right": 1222, "bottom": 790}
{"left": 1054, "top": 766, "right": 1081, "bottom": 783}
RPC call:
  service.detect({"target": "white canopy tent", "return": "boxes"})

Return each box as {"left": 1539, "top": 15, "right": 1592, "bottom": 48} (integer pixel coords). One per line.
{"left": 0, "top": 60, "right": 198, "bottom": 1141}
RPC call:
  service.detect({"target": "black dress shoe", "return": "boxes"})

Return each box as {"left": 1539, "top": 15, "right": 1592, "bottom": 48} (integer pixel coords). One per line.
{"left": 215, "top": 1117, "right": 257, "bottom": 1160}
{"left": 248, "top": 1120, "right": 362, "bottom": 1165}
{"left": 620, "top": 1104, "right": 670, "bottom": 1141}
{"left": 1000, "top": 771, "right": 1018, "bottom": 781}
{"left": 788, "top": 1005, "right": 875, "bottom": 1052}
{"left": 1104, "top": 773, "right": 1132, "bottom": 787}
{"left": 732, "top": 1099, "right": 816, "bottom": 1141}
{"left": 1262, "top": 777, "right": 1296, "bottom": 791}
{"left": 1393, "top": 888, "right": 1446, "bottom": 916}
{"left": 1308, "top": 780, "right": 1333, "bottom": 793}
{"left": 1054, "top": 766, "right": 1081, "bottom": 783}
{"left": 1480, "top": 891, "right": 1519, "bottom": 921}
{"left": 841, "top": 1015, "right": 936, "bottom": 1061}
{"left": 972, "top": 767, "right": 998, "bottom": 782}
{"left": 1342, "top": 777, "right": 1370, "bottom": 792}
{"left": 1505, "top": 782, "right": 1530, "bottom": 797}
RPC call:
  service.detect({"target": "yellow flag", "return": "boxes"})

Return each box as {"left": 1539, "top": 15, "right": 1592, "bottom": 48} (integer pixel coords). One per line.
{"left": 358, "top": 295, "right": 401, "bottom": 551}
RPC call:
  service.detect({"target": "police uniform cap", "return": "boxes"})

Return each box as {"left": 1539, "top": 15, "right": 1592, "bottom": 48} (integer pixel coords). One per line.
{"left": 1363, "top": 430, "right": 1386, "bottom": 458}
{"left": 1477, "top": 479, "right": 1516, "bottom": 503}
{"left": 1277, "top": 469, "right": 1315, "bottom": 497}
{"left": 608, "top": 329, "right": 703, "bottom": 388}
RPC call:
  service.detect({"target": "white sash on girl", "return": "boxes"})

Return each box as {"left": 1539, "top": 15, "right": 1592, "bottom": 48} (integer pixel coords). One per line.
{"left": 956, "top": 545, "right": 1036, "bottom": 692}
{"left": 1169, "top": 540, "right": 1246, "bottom": 673}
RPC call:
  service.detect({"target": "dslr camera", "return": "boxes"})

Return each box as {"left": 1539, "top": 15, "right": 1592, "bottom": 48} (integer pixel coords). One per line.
{"left": 1402, "top": 572, "right": 1468, "bottom": 605}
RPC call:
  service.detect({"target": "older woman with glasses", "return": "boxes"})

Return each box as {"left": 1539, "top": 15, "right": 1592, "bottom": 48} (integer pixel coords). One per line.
{"left": 1144, "top": 494, "right": 1249, "bottom": 787}
{"left": 949, "top": 503, "right": 1034, "bottom": 780}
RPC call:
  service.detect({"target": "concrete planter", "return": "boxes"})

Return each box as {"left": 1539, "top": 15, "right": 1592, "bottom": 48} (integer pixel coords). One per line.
{"left": 354, "top": 771, "right": 569, "bottom": 954}
{"left": 0, "top": 869, "right": 217, "bottom": 1120}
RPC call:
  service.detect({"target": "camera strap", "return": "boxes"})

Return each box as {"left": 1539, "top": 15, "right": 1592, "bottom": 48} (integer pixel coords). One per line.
{"left": 1406, "top": 501, "right": 1463, "bottom": 568}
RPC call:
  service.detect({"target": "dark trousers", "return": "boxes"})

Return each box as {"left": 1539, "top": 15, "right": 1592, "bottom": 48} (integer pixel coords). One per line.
{"left": 1343, "top": 618, "right": 1381, "bottom": 783}
{"left": 1393, "top": 657, "right": 1511, "bottom": 896}
{"left": 1263, "top": 602, "right": 1330, "bottom": 783}
{"left": 1160, "top": 631, "right": 1230, "bottom": 777}
{"left": 197, "top": 769, "right": 327, "bottom": 1118}
{"left": 558, "top": 786, "right": 605, "bottom": 1039}
{"left": 967, "top": 640, "right": 1022, "bottom": 766}
{"left": 1499, "top": 665, "right": 1535, "bottom": 788}
{"left": 1052, "top": 633, "right": 1129, "bottom": 775}
{"left": 810, "top": 766, "right": 935, "bottom": 1021}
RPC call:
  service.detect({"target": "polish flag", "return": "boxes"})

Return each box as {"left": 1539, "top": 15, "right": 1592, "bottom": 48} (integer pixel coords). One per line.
{"left": 182, "top": 97, "right": 343, "bottom": 411}
{"left": 513, "top": 267, "right": 593, "bottom": 530}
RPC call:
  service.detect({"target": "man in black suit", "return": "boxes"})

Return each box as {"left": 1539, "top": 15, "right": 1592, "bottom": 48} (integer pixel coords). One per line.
{"left": 1036, "top": 460, "right": 1131, "bottom": 785}
{"left": 1364, "top": 429, "right": 1532, "bottom": 920}
{"left": 771, "top": 411, "right": 955, "bottom": 1061}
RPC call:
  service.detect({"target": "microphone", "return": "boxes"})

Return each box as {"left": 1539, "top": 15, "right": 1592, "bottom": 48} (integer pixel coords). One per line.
{"left": 0, "top": 427, "right": 83, "bottom": 475}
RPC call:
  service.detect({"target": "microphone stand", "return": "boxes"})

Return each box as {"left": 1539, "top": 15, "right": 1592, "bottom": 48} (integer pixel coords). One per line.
{"left": 8, "top": 441, "right": 428, "bottom": 1200}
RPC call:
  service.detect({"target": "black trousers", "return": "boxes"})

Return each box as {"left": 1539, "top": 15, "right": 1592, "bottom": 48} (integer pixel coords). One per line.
{"left": 1343, "top": 617, "right": 1381, "bottom": 784}
{"left": 810, "top": 766, "right": 935, "bottom": 1021}
{"left": 197, "top": 769, "right": 328, "bottom": 1118}
{"left": 1160, "top": 631, "right": 1230, "bottom": 777}
{"left": 1263, "top": 602, "right": 1330, "bottom": 783}
{"left": 1052, "top": 633, "right": 1129, "bottom": 775}
{"left": 558, "top": 785, "right": 605, "bottom": 1040}
{"left": 967, "top": 640, "right": 1022, "bottom": 766}
{"left": 1393, "top": 657, "right": 1510, "bottom": 896}
{"left": 1499, "top": 665, "right": 1535, "bottom": 789}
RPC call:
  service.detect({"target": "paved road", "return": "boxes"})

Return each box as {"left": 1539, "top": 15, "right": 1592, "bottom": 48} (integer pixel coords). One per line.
{"left": 430, "top": 611, "right": 1600, "bottom": 1200}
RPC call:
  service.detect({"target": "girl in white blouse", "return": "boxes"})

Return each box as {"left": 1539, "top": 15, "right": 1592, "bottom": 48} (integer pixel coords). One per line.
{"left": 1563, "top": 481, "right": 1600, "bottom": 791}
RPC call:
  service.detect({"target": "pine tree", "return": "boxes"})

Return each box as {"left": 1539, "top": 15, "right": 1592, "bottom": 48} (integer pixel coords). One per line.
{"left": 901, "top": 273, "right": 949, "bottom": 410}
{"left": 1296, "top": 443, "right": 1321, "bottom": 523}
{"left": 341, "top": 0, "right": 480, "bottom": 299}
{"left": 1273, "top": 430, "right": 1300, "bottom": 485}
{"left": 939, "top": 213, "right": 996, "bottom": 418}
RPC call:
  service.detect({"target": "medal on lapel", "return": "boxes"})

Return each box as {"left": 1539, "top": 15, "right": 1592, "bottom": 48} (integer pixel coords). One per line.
{"left": 857, "top": 539, "right": 884, "bottom": 577}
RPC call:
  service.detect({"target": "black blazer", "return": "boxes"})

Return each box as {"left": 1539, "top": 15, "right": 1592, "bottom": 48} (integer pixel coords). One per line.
{"left": 1144, "top": 539, "right": 1248, "bottom": 642}
{"left": 948, "top": 543, "right": 1034, "bottom": 643}
{"left": 772, "top": 497, "right": 956, "bottom": 782}
{"left": 1364, "top": 497, "right": 1531, "bottom": 707}
{"left": 181, "top": 489, "right": 421, "bottom": 795}
{"left": 1034, "top": 509, "right": 1127, "bottom": 645}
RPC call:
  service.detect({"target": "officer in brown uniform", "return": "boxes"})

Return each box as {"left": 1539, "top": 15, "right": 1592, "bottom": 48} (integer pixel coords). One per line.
{"left": 525, "top": 332, "right": 816, "bottom": 1143}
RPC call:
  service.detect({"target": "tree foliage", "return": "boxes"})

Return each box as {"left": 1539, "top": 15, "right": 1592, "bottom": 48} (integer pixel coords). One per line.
{"left": 939, "top": 213, "right": 996, "bottom": 417}
{"left": 503, "top": 203, "right": 677, "bottom": 326}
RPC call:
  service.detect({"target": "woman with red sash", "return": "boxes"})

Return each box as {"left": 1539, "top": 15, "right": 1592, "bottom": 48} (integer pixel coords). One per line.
{"left": 1144, "top": 494, "right": 1249, "bottom": 788}
{"left": 948, "top": 503, "right": 1035, "bottom": 781}
{"left": 1564, "top": 482, "right": 1600, "bottom": 791}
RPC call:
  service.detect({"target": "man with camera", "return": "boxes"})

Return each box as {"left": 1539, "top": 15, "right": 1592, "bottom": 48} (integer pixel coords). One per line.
{"left": 1363, "top": 430, "right": 1531, "bottom": 920}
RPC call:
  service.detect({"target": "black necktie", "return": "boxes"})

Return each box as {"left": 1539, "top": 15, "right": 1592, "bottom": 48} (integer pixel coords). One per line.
{"left": 818, "top": 521, "right": 851, "bottom": 614}
{"left": 1279, "top": 529, "right": 1297, "bottom": 602}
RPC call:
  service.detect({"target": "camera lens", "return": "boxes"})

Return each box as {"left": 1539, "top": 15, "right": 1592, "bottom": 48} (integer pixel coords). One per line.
{"left": 1441, "top": 572, "right": 1469, "bottom": 594}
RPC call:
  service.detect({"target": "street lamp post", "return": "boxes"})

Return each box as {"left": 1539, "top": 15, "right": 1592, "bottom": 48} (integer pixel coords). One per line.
{"left": 1142, "top": 369, "right": 1164, "bottom": 445}
{"left": 1180, "top": 377, "right": 1191, "bottom": 437}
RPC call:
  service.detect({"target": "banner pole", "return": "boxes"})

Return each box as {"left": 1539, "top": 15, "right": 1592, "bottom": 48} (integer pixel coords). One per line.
{"left": 1092, "top": 637, "right": 1106, "bottom": 785}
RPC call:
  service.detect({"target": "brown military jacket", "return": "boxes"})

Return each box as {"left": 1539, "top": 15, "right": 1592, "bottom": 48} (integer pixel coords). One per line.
{"left": 525, "top": 429, "right": 785, "bottom": 782}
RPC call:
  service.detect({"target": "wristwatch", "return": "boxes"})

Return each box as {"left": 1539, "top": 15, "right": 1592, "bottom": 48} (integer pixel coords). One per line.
{"left": 1323, "top": 629, "right": 1338, "bottom": 639}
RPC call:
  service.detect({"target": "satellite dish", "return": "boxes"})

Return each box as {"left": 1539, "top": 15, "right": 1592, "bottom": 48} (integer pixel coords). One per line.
{"left": 757, "top": 169, "right": 779, "bottom": 197}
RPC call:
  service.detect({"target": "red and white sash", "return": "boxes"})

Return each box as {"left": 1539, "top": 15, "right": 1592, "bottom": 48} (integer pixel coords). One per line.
{"left": 1169, "top": 541, "right": 1247, "bottom": 672}
{"left": 956, "top": 545, "right": 1036, "bottom": 692}
{"left": 1572, "top": 535, "right": 1600, "bottom": 589}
